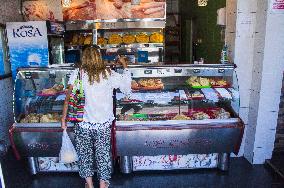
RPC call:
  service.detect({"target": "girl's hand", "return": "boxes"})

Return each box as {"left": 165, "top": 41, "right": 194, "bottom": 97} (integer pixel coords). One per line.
{"left": 117, "top": 56, "right": 128, "bottom": 69}
{"left": 61, "top": 118, "right": 67, "bottom": 130}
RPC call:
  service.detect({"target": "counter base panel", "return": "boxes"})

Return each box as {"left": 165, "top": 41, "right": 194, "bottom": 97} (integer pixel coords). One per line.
{"left": 28, "top": 157, "right": 79, "bottom": 174}
{"left": 116, "top": 123, "right": 243, "bottom": 156}
{"left": 120, "top": 153, "right": 229, "bottom": 174}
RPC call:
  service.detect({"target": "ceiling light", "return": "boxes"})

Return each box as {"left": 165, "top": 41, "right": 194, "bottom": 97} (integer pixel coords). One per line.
{"left": 198, "top": 0, "right": 208, "bottom": 7}
{"left": 62, "top": 0, "right": 72, "bottom": 8}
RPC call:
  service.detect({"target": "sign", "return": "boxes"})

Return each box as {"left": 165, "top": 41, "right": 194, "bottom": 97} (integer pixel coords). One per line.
{"left": 6, "top": 21, "right": 49, "bottom": 79}
{"left": 63, "top": 0, "right": 166, "bottom": 21}
{"left": 270, "top": 0, "right": 284, "bottom": 13}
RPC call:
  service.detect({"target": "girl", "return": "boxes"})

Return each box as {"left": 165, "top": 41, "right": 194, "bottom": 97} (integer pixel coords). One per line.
{"left": 61, "top": 46, "right": 131, "bottom": 188}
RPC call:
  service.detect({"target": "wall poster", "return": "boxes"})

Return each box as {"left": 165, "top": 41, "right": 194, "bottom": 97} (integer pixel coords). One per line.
{"left": 270, "top": 0, "right": 284, "bottom": 13}
{"left": 22, "top": 0, "right": 166, "bottom": 21}
{"left": 6, "top": 21, "right": 49, "bottom": 79}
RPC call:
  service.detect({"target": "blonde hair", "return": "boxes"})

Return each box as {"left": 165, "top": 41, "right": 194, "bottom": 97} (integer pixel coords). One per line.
{"left": 81, "top": 46, "right": 111, "bottom": 84}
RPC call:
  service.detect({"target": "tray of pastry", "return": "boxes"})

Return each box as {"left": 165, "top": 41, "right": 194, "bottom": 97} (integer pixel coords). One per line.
{"left": 37, "top": 84, "right": 66, "bottom": 97}
{"left": 210, "top": 79, "right": 231, "bottom": 88}
{"left": 131, "top": 78, "right": 164, "bottom": 91}
{"left": 186, "top": 76, "right": 211, "bottom": 89}
{"left": 186, "top": 107, "right": 231, "bottom": 120}
{"left": 185, "top": 90, "right": 205, "bottom": 100}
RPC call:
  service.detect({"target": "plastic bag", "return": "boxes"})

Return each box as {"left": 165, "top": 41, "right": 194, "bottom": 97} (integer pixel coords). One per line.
{"left": 59, "top": 129, "right": 78, "bottom": 163}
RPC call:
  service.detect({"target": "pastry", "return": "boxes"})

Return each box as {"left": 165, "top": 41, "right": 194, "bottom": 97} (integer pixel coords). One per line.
{"left": 186, "top": 77, "right": 210, "bottom": 87}
{"left": 172, "top": 114, "right": 191, "bottom": 120}
{"left": 137, "top": 78, "right": 164, "bottom": 88}
{"left": 150, "top": 32, "right": 164, "bottom": 43}
{"left": 136, "top": 33, "right": 149, "bottom": 43}
{"left": 84, "top": 35, "right": 93, "bottom": 45}
{"left": 192, "top": 112, "right": 210, "bottom": 120}
{"left": 199, "top": 78, "right": 210, "bottom": 86}
{"left": 123, "top": 34, "right": 136, "bottom": 44}
{"left": 97, "top": 37, "right": 108, "bottom": 45}
{"left": 20, "top": 114, "right": 40, "bottom": 123}
{"left": 109, "top": 34, "right": 122, "bottom": 44}
{"left": 41, "top": 88, "right": 57, "bottom": 95}
{"left": 214, "top": 108, "right": 230, "bottom": 119}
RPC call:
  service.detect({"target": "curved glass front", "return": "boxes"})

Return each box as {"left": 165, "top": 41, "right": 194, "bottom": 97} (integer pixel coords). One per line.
{"left": 116, "top": 65, "right": 240, "bottom": 122}
{"left": 14, "top": 68, "right": 73, "bottom": 123}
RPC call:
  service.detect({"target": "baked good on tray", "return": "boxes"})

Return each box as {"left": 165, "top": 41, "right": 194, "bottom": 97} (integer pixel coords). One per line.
{"left": 131, "top": 79, "right": 164, "bottom": 90}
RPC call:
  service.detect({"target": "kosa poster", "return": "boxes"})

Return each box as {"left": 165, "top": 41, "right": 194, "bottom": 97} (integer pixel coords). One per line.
{"left": 6, "top": 21, "right": 49, "bottom": 79}
{"left": 270, "top": 0, "right": 284, "bottom": 13}
{"left": 63, "top": 0, "right": 166, "bottom": 21}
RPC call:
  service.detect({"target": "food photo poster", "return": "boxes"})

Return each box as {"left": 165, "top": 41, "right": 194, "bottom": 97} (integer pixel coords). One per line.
{"left": 22, "top": 0, "right": 166, "bottom": 21}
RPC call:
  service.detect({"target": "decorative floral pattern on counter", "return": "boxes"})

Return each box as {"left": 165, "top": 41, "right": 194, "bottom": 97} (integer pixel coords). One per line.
{"left": 38, "top": 157, "right": 78, "bottom": 172}
{"left": 133, "top": 154, "right": 218, "bottom": 171}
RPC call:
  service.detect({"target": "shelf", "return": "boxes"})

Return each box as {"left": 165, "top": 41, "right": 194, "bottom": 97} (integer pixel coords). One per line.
{"left": 99, "top": 43, "right": 164, "bottom": 49}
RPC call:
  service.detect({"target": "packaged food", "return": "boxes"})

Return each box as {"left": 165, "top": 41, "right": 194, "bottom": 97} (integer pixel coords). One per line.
{"left": 150, "top": 32, "right": 164, "bottom": 43}
{"left": 97, "top": 37, "right": 108, "bottom": 45}
{"left": 84, "top": 35, "right": 93, "bottom": 45}
{"left": 136, "top": 33, "right": 149, "bottom": 43}
{"left": 123, "top": 34, "right": 136, "bottom": 44}
{"left": 109, "top": 34, "right": 122, "bottom": 44}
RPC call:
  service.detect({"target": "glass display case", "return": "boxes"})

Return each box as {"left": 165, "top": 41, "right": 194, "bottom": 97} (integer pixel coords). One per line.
{"left": 14, "top": 68, "right": 73, "bottom": 124}
{"left": 10, "top": 67, "right": 78, "bottom": 175}
{"left": 115, "top": 64, "right": 244, "bottom": 173}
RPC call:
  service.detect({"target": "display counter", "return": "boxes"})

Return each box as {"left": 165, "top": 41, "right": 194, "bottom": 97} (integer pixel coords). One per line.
{"left": 115, "top": 64, "right": 244, "bottom": 173}
{"left": 9, "top": 67, "right": 79, "bottom": 174}
{"left": 9, "top": 64, "right": 244, "bottom": 174}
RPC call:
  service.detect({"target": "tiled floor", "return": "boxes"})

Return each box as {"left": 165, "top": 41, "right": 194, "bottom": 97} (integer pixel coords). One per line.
{"left": 1, "top": 151, "right": 284, "bottom": 188}
{"left": 266, "top": 153, "right": 284, "bottom": 179}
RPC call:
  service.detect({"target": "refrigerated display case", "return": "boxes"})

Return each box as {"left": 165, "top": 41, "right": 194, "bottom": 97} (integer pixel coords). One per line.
{"left": 9, "top": 67, "right": 79, "bottom": 174}
{"left": 115, "top": 64, "right": 244, "bottom": 173}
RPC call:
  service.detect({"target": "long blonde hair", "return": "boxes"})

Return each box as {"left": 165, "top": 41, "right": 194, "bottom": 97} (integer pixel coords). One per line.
{"left": 80, "top": 46, "right": 111, "bottom": 84}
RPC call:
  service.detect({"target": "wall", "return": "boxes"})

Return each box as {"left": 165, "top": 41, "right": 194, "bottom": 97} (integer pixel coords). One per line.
{"left": 250, "top": 1, "right": 284, "bottom": 164}
{"left": 0, "top": 0, "right": 22, "bottom": 145}
{"left": 0, "top": 0, "right": 22, "bottom": 23}
{"left": 230, "top": 0, "right": 284, "bottom": 164}
{"left": 180, "top": 0, "right": 226, "bottom": 63}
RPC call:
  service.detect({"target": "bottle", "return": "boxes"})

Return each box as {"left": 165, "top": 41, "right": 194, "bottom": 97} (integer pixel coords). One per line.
{"left": 221, "top": 44, "right": 229, "bottom": 64}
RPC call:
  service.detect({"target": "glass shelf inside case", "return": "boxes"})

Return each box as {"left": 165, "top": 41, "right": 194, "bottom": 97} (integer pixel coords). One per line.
{"left": 14, "top": 68, "right": 74, "bottom": 124}
{"left": 116, "top": 65, "right": 240, "bottom": 122}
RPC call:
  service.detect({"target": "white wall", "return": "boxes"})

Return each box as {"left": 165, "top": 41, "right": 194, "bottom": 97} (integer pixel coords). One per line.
{"left": 229, "top": 0, "right": 284, "bottom": 164}
{"left": 252, "top": 1, "right": 284, "bottom": 164}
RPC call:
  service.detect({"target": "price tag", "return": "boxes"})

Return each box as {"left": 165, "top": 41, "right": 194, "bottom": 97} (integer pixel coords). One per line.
{"left": 144, "top": 70, "right": 152, "bottom": 74}
{"left": 104, "top": 22, "right": 116, "bottom": 29}
{"left": 24, "top": 72, "right": 32, "bottom": 79}
{"left": 193, "top": 69, "right": 200, "bottom": 73}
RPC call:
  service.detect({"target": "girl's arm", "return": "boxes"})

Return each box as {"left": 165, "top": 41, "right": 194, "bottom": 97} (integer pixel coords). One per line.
{"left": 61, "top": 85, "right": 73, "bottom": 129}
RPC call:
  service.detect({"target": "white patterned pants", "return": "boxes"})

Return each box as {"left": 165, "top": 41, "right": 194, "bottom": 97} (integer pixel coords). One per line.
{"left": 74, "top": 121, "right": 112, "bottom": 183}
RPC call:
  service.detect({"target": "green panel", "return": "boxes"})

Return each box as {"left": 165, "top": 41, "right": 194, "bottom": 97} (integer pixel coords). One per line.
{"left": 180, "top": 0, "right": 226, "bottom": 63}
